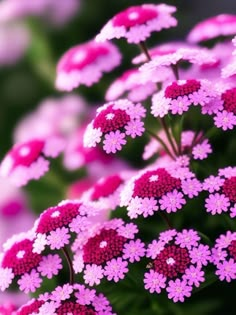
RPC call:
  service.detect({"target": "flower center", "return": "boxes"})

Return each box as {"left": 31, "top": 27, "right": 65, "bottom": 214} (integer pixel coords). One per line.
{"left": 153, "top": 245, "right": 190, "bottom": 278}
{"left": 164, "top": 80, "right": 201, "bottom": 99}
{"left": 83, "top": 228, "right": 127, "bottom": 265}
{"left": 10, "top": 139, "right": 44, "bottom": 168}
{"left": 228, "top": 240, "right": 236, "bottom": 261}
{"left": 221, "top": 87, "right": 236, "bottom": 114}
{"left": 17, "top": 300, "right": 44, "bottom": 315}
{"left": 36, "top": 203, "right": 80, "bottom": 234}
{"left": 133, "top": 168, "right": 181, "bottom": 198}
{"left": 2, "top": 239, "right": 42, "bottom": 276}
{"left": 222, "top": 176, "right": 236, "bottom": 202}
{"left": 93, "top": 105, "right": 130, "bottom": 133}
{"left": 56, "top": 301, "right": 96, "bottom": 315}
{"left": 91, "top": 175, "right": 123, "bottom": 200}
{"left": 112, "top": 6, "right": 158, "bottom": 28}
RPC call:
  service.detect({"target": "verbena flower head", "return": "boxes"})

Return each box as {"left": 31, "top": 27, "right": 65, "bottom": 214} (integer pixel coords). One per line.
{"left": 33, "top": 200, "right": 96, "bottom": 253}
{"left": 203, "top": 166, "right": 236, "bottom": 216}
{"left": 144, "top": 229, "right": 211, "bottom": 302}
{"left": 55, "top": 40, "right": 121, "bottom": 91}
{"left": 0, "top": 137, "right": 65, "bottom": 186}
{"left": 0, "top": 231, "right": 63, "bottom": 293}
{"left": 204, "top": 87, "right": 236, "bottom": 130}
{"left": 187, "top": 14, "right": 236, "bottom": 43}
{"left": 105, "top": 68, "right": 157, "bottom": 102}
{"left": 151, "top": 79, "right": 217, "bottom": 118}
{"left": 83, "top": 99, "right": 146, "bottom": 154}
{"left": 212, "top": 231, "right": 236, "bottom": 282}
{"left": 95, "top": 3, "right": 177, "bottom": 44}
{"left": 73, "top": 219, "right": 145, "bottom": 285}
{"left": 16, "top": 283, "right": 116, "bottom": 315}
{"left": 81, "top": 172, "right": 133, "bottom": 211}
{"left": 120, "top": 166, "right": 202, "bottom": 218}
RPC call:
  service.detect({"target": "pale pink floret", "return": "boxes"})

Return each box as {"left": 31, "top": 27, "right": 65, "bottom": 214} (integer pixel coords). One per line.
{"left": 187, "top": 14, "right": 236, "bottom": 43}
{"left": 214, "top": 110, "right": 236, "bottom": 130}
{"left": 17, "top": 269, "right": 42, "bottom": 293}
{"left": 37, "top": 254, "right": 62, "bottom": 279}
{"left": 104, "top": 258, "right": 128, "bottom": 282}
{"left": 0, "top": 137, "right": 64, "bottom": 187}
{"left": 50, "top": 284, "right": 74, "bottom": 301}
{"left": 96, "top": 4, "right": 177, "bottom": 44}
{"left": 47, "top": 227, "right": 70, "bottom": 250}
{"left": 56, "top": 40, "right": 121, "bottom": 91}
{"left": 205, "top": 193, "right": 230, "bottom": 215}
{"left": 0, "top": 267, "right": 14, "bottom": 291}
{"left": 192, "top": 139, "right": 212, "bottom": 160}
{"left": 103, "top": 131, "right": 127, "bottom": 153}
{"left": 144, "top": 270, "right": 167, "bottom": 294}
{"left": 166, "top": 279, "right": 192, "bottom": 302}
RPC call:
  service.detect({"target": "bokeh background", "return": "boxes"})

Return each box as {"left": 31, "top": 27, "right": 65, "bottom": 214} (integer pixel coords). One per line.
{"left": 0, "top": 0, "right": 235, "bottom": 314}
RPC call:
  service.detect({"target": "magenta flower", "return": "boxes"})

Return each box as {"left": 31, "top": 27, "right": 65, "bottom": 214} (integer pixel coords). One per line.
{"left": 33, "top": 200, "right": 94, "bottom": 253}
{"left": 120, "top": 166, "right": 202, "bottom": 218}
{"left": 96, "top": 4, "right": 177, "bottom": 44}
{"left": 203, "top": 166, "right": 236, "bottom": 216}
{"left": 0, "top": 231, "right": 62, "bottom": 293}
{"left": 212, "top": 231, "right": 236, "bottom": 282}
{"left": 151, "top": 79, "right": 217, "bottom": 118}
{"left": 73, "top": 219, "right": 145, "bottom": 285}
{"left": 105, "top": 68, "right": 157, "bottom": 102}
{"left": 187, "top": 14, "right": 236, "bottom": 43}
{"left": 35, "top": 283, "right": 116, "bottom": 315}
{"left": 144, "top": 229, "right": 211, "bottom": 302}
{"left": 83, "top": 99, "right": 146, "bottom": 154}
{"left": 15, "top": 298, "right": 45, "bottom": 315}
{"left": 55, "top": 40, "right": 121, "bottom": 91}
{"left": 0, "top": 137, "right": 65, "bottom": 186}
{"left": 81, "top": 172, "right": 132, "bottom": 210}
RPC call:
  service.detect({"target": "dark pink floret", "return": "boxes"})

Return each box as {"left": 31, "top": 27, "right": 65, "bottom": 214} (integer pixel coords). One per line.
{"left": 83, "top": 228, "right": 127, "bottom": 265}
{"left": 91, "top": 175, "right": 123, "bottom": 200}
{"left": 222, "top": 177, "right": 236, "bottom": 202}
{"left": 228, "top": 240, "right": 236, "bottom": 261}
{"left": 93, "top": 105, "right": 131, "bottom": 133}
{"left": 16, "top": 300, "right": 44, "bottom": 315}
{"left": 10, "top": 139, "right": 44, "bottom": 168}
{"left": 153, "top": 245, "right": 190, "bottom": 278}
{"left": 165, "top": 80, "right": 201, "bottom": 99}
{"left": 112, "top": 6, "right": 158, "bottom": 28}
{"left": 36, "top": 203, "right": 80, "bottom": 234}
{"left": 133, "top": 168, "right": 181, "bottom": 198}
{"left": 2, "top": 239, "right": 42, "bottom": 276}
{"left": 57, "top": 301, "right": 96, "bottom": 315}
{"left": 221, "top": 88, "right": 236, "bottom": 114}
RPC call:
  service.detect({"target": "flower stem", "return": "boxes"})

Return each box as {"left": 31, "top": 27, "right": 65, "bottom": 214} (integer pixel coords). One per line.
{"left": 146, "top": 129, "right": 175, "bottom": 160}
{"left": 61, "top": 246, "right": 74, "bottom": 285}
{"left": 138, "top": 41, "right": 152, "bottom": 61}
{"left": 159, "top": 117, "right": 179, "bottom": 157}
{"left": 159, "top": 212, "right": 173, "bottom": 229}
{"left": 171, "top": 63, "right": 180, "bottom": 80}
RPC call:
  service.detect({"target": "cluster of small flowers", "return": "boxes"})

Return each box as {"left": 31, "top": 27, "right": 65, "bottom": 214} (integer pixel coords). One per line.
{"left": 0, "top": 1, "right": 235, "bottom": 313}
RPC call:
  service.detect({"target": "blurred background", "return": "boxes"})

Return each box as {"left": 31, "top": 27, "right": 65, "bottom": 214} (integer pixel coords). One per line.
{"left": 0, "top": 0, "right": 235, "bottom": 314}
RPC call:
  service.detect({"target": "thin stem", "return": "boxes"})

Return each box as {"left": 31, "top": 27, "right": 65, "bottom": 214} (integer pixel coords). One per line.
{"left": 159, "top": 212, "right": 173, "bottom": 229}
{"left": 138, "top": 41, "right": 152, "bottom": 61}
{"left": 146, "top": 129, "right": 175, "bottom": 160}
{"left": 171, "top": 63, "right": 180, "bottom": 80}
{"left": 159, "top": 117, "right": 179, "bottom": 157}
{"left": 61, "top": 246, "right": 74, "bottom": 285}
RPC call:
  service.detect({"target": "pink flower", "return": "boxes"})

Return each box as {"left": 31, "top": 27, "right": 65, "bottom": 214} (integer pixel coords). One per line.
{"left": 0, "top": 137, "right": 64, "bottom": 186}
{"left": 187, "top": 14, "right": 236, "bottom": 43}
{"left": 151, "top": 79, "right": 217, "bottom": 118}
{"left": 96, "top": 4, "right": 177, "bottom": 44}
{"left": 166, "top": 279, "right": 192, "bottom": 302}
{"left": 120, "top": 166, "right": 202, "bottom": 218}
{"left": 55, "top": 40, "right": 121, "bottom": 91}
{"left": 212, "top": 232, "right": 236, "bottom": 282}
{"left": 37, "top": 254, "right": 62, "bottom": 279}
{"left": 50, "top": 284, "right": 74, "bottom": 301}
{"left": 83, "top": 99, "right": 145, "bottom": 154}
{"left": 203, "top": 167, "right": 236, "bottom": 216}
{"left": 17, "top": 269, "right": 42, "bottom": 293}
{"left": 72, "top": 219, "right": 144, "bottom": 285}
{"left": 15, "top": 299, "right": 45, "bottom": 315}
{"left": 33, "top": 200, "right": 93, "bottom": 253}
{"left": 144, "top": 229, "right": 210, "bottom": 302}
